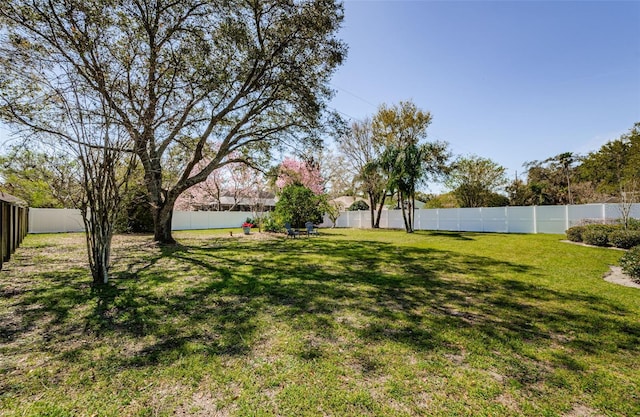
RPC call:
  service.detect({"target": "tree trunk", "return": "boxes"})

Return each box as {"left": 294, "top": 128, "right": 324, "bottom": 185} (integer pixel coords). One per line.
{"left": 410, "top": 193, "right": 416, "bottom": 232}
{"left": 90, "top": 235, "right": 111, "bottom": 285}
{"left": 154, "top": 204, "right": 176, "bottom": 244}
{"left": 368, "top": 192, "right": 377, "bottom": 228}
{"left": 82, "top": 206, "right": 114, "bottom": 286}
{"left": 400, "top": 191, "right": 411, "bottom": 233}
{"left": 374, "top": 192, "right": 388, "bottom": 229}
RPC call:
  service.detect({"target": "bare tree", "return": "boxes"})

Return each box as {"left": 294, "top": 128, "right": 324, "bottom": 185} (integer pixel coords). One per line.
{"left": 619, "top": 180, "right": 638, "bottom": 230}
{"left": 76, "top": 124, "right": 135, "bottom": 285}
{"left": 336, "top": 118, "right": 384, "bottom": 228}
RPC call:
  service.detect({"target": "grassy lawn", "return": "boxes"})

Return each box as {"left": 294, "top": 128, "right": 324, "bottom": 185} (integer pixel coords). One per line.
{"left": 0, "top": 228, "right": 638, "bottom": 416}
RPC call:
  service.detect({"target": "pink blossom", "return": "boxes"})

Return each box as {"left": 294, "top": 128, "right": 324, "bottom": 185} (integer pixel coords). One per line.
{"left": 276, "top": 158, "right": 324, "bottom": 195}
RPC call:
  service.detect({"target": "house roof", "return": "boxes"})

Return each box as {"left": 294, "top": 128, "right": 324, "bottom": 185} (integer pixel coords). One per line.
{"left": 329, "top": 196, "right": 368, "bottom": 209}
{"left": 0, "top": 191, "right": 27, "bottom": 207}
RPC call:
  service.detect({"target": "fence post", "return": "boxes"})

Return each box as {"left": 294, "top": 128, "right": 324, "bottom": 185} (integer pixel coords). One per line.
{"left": 0, "top": 201, "right": 4, "bottom": 269}
{"left": 533, "top": 206, "right": 538, "bottom": 234}
{"left": 505, "top": 206, "right": 509, "bottom": 233}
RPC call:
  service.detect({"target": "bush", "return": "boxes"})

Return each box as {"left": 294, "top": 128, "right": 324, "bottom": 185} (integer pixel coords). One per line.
{"left": 625, "top": 218, "right": 640, "bottom": 231}
{"left": 348, "top": 200, "right": 369, "bottom": 211}
{"left": 620, "top": 246, "right": 640, "bottom": 280}
{"left": 261, "top": 214, "right": 282, "bottom": 233}
{"left": 608, "top": 230, "right": 640, "bottom": 249}
{"left": 273, "top": 184, "right": 324, "bottom": 228}
{"left": 577, "top": 224, "right": 621, "bottom": 246}
{"left": 582, "top": 228, "right": 611, "bottom": 247}
{"left": 566, "top": 226, "right": 586, "bottom": 242}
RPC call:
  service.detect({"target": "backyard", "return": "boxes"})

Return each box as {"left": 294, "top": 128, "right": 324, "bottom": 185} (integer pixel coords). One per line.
{"left": 0, "top": 229, "right": 638, "bottom": 416}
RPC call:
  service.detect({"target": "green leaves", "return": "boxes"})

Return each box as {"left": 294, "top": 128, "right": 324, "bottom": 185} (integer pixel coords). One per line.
{"left": 446, "top": 155, "right": 508, "bottom": 208}
{"left": 273, "top": 184, "right": 325, "bottom": 229}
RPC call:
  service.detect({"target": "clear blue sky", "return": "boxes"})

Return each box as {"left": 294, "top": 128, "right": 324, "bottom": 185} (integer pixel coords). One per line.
{"left": 1, "top": 0, "right": 638, "bottom": 193}
{"left": 329, "top": 0, "right": 640, "bottom": 189}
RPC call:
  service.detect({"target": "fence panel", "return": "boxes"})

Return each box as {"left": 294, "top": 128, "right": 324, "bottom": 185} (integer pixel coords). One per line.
{"left": 437, "top": 209, "right": 460, "bottom": 231}
{"left": 568, "top": 204, "right": 605, "bottom": 226}
{"left": 459, "top": 208, "right": 483, "bottom": 232}
{"left": 535, "top": 206, "right": 568, "bottom": 234}
{"left": 172, "top": 211, "right": 254, "bottom": 230}
{"left": 29, "top": 208, "right": 84, "bottom": 233}
{"left": 503, "top": 206, "right": 534, "bottom": 233}
{"left": 481, "top": 207, "right": 509, "bottom": 233}
{"left": 605, "top": 203, "right": 640, "bottom": 222}
{"left": 0, "top": 195, "right": 29, "bottom": 271}
{"left": 384, "top": 210, "right": 402, "bottom": 229}
{"left": 417, "top": 209, "right": 439, "bottom": 231}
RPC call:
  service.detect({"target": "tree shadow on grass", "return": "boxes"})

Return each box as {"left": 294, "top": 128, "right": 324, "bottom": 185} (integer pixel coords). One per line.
{"left": 3, "top": 234, "right": 639, "bottom": 386}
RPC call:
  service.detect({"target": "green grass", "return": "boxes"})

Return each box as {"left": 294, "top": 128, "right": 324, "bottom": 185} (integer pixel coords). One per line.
{"left": 1, "top": 229, "right": 638, "bottom": 416}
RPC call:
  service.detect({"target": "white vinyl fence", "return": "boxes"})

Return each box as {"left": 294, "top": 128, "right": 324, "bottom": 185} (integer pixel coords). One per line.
{"left": 28, "top": 203, "right": 640, "bottom": 235}
{"left": 332, "top": 203, "right": 640, "bottom": 234}
{"left": 28, "top": 208, "right": 259, "bottom": 233}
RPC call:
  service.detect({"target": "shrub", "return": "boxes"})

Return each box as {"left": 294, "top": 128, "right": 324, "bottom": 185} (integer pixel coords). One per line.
{"left": 625, "top": 218, "right": 640, "bottom": 231}
{"left": 261, "top": 214, "right": 282, "bottom": 233}
{"left": 620, "top": 246, "right": 640, "bottom": 280}
{"left": 273, "top": 184, "right": 324, "bottom": 228}
{"left": 348, "top": 200, "right": 369, "bottom": 211}
{"left": 577, "top": 224, "right": 620, "bottom": 247}
{"left": 566, "top": 226, "right": 585, "bottom": 242}
{"left": 582, "top": 228, "right": 611, "bottom": 247}
{"left": 608, "top": 230, "right": 640, "bottom": 249}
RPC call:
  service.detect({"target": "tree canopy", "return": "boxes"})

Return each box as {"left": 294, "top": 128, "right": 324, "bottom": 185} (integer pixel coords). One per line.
{"left": 337, "top": 101, "right": 449, "bottom": 231}
{"left": 446, "top": 155, "right": 508, "bottom": 208}
{"left": 580, "top": 123, "right": 640, "bottom": 196}
{"left": 0, "top": 0, "right": 346, "bottom": 243}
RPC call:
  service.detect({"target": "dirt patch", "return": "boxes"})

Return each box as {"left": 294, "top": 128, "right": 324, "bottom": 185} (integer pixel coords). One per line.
{"left": 604, "top": 265, "right": 640, "bottom": 289}
{"left": 563, "top": 404, "right": 605, "bottom": 417}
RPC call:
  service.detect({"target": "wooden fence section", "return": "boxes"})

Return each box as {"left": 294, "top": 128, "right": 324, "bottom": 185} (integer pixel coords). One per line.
{"left": 0, "top": 193, "right": 29, "bottom": 271}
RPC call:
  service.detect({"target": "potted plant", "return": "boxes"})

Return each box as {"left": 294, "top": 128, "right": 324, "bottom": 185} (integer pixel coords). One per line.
{"left": 242, "top": 220, "right": 254, "bottom": 235}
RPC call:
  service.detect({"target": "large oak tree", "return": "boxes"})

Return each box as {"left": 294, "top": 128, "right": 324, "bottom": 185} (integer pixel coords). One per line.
{"left": 0, "top": 0, "right": 346, "bottom": 243}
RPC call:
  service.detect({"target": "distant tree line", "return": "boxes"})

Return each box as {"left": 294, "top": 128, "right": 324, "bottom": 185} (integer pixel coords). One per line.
{"left": 424, "top": 123, "right": 640, "bottom": 209}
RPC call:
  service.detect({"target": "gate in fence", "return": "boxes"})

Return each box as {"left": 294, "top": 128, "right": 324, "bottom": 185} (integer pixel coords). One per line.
{"left": 0, "top": 193, "right": 29, "bottom": 271}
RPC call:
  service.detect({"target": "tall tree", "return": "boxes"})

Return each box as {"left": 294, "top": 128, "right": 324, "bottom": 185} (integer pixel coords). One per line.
{"left": 446, "top": 155, "right": 508, "bottom": 208}
{"left": 544, "top": 152, "right": 580, "bottom": 204}
{"left": 0, "top": 0, "right": 346, "bottom": 244}
{"left": 371, "top": 101, "right": 448, "bottom": 231}
{"left": 524, "top": 151, "right": 583, "bottom": 205}
{"left": 579, "top": 123, "right": 640, "bottom": 225}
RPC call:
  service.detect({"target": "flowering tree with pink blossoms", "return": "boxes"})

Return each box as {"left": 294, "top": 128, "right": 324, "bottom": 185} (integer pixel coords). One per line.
{"left": 175, "top": 160, "right": 268, "bottom": 212}
{"left": 275, "top": 158, "right": 324, "bottom": 195}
